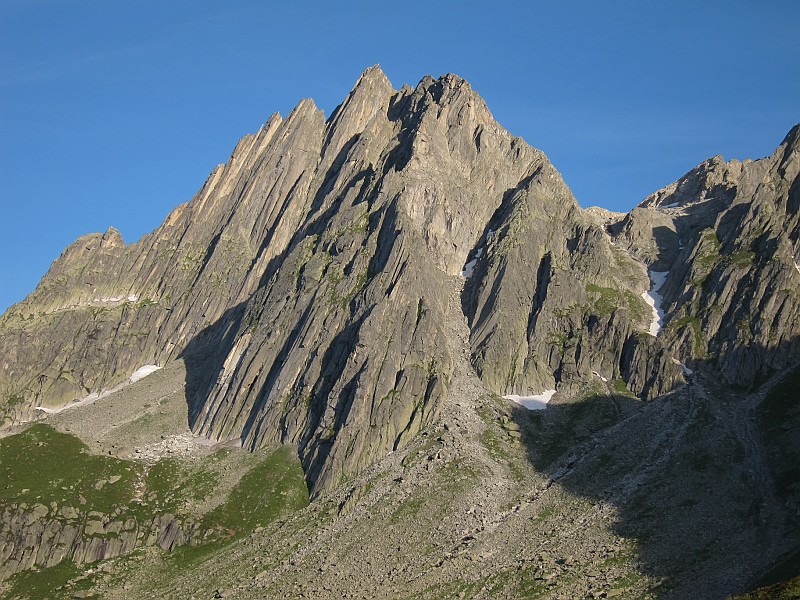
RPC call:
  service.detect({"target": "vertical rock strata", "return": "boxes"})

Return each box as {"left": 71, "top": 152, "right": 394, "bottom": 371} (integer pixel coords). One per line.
{"left": 1, "top": 67, "right": 798, "bottom": 494}
{"left": 461, "top": 163, "right": 684, "bottom": 400}
{"left": 0, "top": 505, "right": 194, "bottom": 578}
{"left": 188, "top": 68, "right": 550, "bottom": 492}
{"left": 614, "top": 125, "right": 800, "bottom": 387}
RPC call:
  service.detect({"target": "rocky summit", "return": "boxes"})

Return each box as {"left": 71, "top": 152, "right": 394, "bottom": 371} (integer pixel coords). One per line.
{"left": 1, "top": 67, "right": 798, "bottom": 599}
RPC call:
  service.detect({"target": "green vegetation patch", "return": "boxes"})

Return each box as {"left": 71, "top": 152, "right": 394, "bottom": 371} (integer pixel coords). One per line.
{"left": 2, "top": 425, "right": 311, "bottom": 580}
{"left": 670, "top": 315, "right": 707, "bottom": 356}
{"left": 6, "top": 393, "right": 26, "bottom": 406}
{"left": 415, "top": 578, "right": 484, "bottom": 600}
{"left": 696, "top": 229, "right": 722, "bottom": 268}
{"left": 0, "top": 424, "right": 142, "bottom": 513}
{"left": 337, "top": 208, "right": 370, "bottom": 237}
{"left": 2, "top": 559, "right": 97, "bottom": 600}
{"left": 200, "top": 445, "right": 309, "bottom": 539}
{"left": 2, "top": 393, "right": 28, "bottom": 420}
{"left": 323, "top": 250, "right": 372, "bottom": 308}
{"left": 462, "top": 567, "right": 548, "bottom": 599}
{"left": 729, "top": 249, "right": 756, "bottom": 268}
{"left": 142, "top": 456, "right": 222, "bottom": 516}
{"left": 166, "top": 445, "right": 309, "bottom": 571}
{"left": 690, "top": 229, "right": 723, "bottom": 287}
{"left": 732, "top": 575, "right": 800, "bottom": 600}
{"left": 585, "top": 283, "right": 620, "bottom": 316}
{"left": 610, "top": 378, "right": 635, "bottom": 398}
{"left": 180, "top": 247, "right": 207, "bottom": 272}
{"left": 585, "top": 284, "right": 648, "bottom": 323}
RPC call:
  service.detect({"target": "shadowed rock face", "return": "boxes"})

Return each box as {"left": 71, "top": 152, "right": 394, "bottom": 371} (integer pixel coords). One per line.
{"left": 613, "top": 125, "right": 800, "bottom": 388}
{"left": 460, "top": 165, "right": 685, "bottom": 401}
{"left": 1, "top": 67, "right": 798, "bottom": 494}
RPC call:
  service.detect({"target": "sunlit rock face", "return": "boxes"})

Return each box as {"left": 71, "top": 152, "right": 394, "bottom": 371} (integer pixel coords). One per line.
{"left": 1, "top": 66, "right": 798, "bottom": 496}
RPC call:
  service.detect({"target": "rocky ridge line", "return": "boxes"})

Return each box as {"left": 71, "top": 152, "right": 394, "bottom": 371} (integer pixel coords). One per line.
{"left": 1, "top": 68, "right": 798, "bottom": 497}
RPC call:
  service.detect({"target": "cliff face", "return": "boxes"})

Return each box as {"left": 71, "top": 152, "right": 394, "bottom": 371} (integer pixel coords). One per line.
{"left": 1, "top": 67, "right": 798, "bottom": 495}
{"left": 614, "top": 125, "right": 800, "bottom": 387}
{"left": 179, "top": 69, "right": 551, "bottom": 492}
{"left": 461, "top": 164, "right": 684, "bottom": 401}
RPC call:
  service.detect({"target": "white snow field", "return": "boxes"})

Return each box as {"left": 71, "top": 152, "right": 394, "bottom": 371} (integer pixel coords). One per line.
{"left": 129, "top": 364, "right": 162, "bottom": 383}
{"left": 503, "top": 389, "right": 556, "bottom": 410}
{"left": 641, "top": 271, "right": 668, "bottom": 336}
{"left": 35, "top": 364, "right": 162, "bottom": 415}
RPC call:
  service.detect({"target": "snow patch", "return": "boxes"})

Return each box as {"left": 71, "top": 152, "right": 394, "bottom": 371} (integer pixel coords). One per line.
{"left": 794, "top": 257, "right": 800, "bottom": 274}
{"left": 460, "top": 259, "right": 477, "bottom": 278}
{"left": 36, "top": 390, "right": 108, "bottom": 415}
{"left": 661, "top": 202, "right": 679, "bottom": 209}
{"left": 671, "top": 357, "right": 693, "bottom": 376}
{"left": 641, "top": 271, "right": 668, "bottom": 336}
{"left": 460, "top": 247, "right": 485, "bottom": 279}
{"left": 34, "top": 364, "right": 161, "bottom": 416}
{"left": 51, "top": 293, "right": 144, "bottom": 314}
{"left": 129, "top": 364, "right": 161, "bottom": 383}
{"left": 592, "top": 371, "right": 608, "bottom": 383}
{"left": 503, "top": 390, "right": 556, "bottom": 411}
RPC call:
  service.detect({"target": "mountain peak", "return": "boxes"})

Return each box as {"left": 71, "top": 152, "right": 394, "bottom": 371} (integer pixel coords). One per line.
{"left": 781, "top": 123, "right": 800, "bottom": 148}
{"left": 345, "top": 64, "right": 395, "bottom": 103}
{"left": 354, "top": 64, "right": 391, "bottom": 89}
{"left": 2, "top": 69, "right": 800, "bottom": 598}
{"left": 289, "top": 97, "right": 320, "bottom": 116}
{"left": 777, "top": 123, "right": 800, "bottom": 164}
{"left": 101, "top": 226, "right": 124, "bottom": 248}
{"left": 321, "top": 65, "right": 396, "bottom": 158}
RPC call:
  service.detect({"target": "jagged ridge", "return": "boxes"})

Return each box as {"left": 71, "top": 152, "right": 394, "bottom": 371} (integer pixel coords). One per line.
{"left": 1, "top": 67, "right": 798, "bottom": 498}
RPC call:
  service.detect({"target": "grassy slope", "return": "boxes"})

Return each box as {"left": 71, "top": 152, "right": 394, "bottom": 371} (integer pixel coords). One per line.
{"left": 0, "top": 424, "right": 309, "bottom": 600}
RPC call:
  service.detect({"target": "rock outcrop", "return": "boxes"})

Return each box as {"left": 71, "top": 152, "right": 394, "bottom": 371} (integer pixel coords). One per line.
{"left": 0, "top": 504, "right": 196, "bottom": 580}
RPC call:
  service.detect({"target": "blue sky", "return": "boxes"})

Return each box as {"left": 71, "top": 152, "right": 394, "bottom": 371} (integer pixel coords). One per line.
{"left": 1, "top": 0, "right": 798, "bottom": 313}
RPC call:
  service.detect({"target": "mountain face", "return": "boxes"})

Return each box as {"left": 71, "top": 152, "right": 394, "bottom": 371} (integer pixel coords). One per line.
{"left": 619, "top": 138, "right": 800, "bottom": 386}
{"left": 1, "top": 67, "right": 799, "bottom": 498}
{"left": 1, "top": 66, "right": 799, "bottom": 598}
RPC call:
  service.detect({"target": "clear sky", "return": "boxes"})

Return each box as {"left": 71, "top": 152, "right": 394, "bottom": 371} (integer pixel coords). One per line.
{"left": 1, "top": 0, "right": 798, "bottom": 313}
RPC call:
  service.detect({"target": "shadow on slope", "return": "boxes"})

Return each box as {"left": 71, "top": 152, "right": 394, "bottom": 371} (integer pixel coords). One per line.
{"left": 512, "top": 343, "right": 800, "bottom": 599}
{"left": 177, "top": 134, "right": 404, "bottom": 493}
{"left": 178, "top": 133, "right": 369, "bottom": 434}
